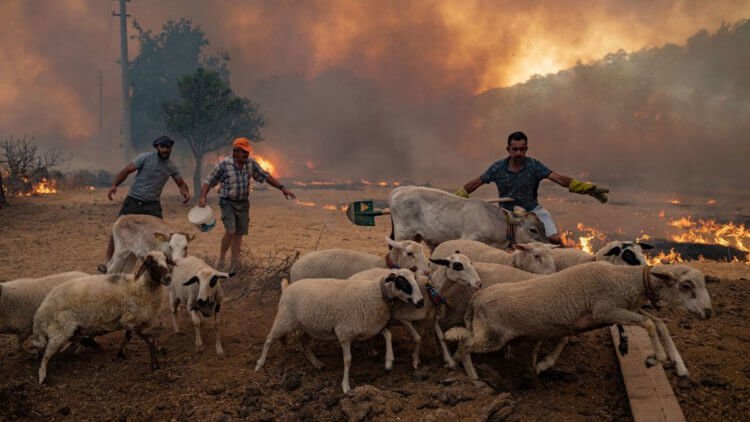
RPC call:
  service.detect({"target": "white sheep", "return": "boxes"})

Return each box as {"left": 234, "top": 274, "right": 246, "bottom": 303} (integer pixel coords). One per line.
{"left": 432, "top": 239, "right": 556, "bottom": 274}
{"left": 446, "top": 262, "right": 712, "bottom": 379}
{"left": 439, "top": 261, "right": 543, "bottom": 331}
{"left": 0, "top": 271, "right": 88, "bottom": 351}
{"left": 170, "top": 256, "right": 235, "bottom": 355}
{"left": 101, "top": 214, "right": 194, "bottom": 274}
{"left": 549, "top": 240, "right": 654, "bottom": 271}
{"left": 289, "top": 237, "right": 431, "bottom": 282}
{"left": 255, "top": 268, "right": 424, "bottom": 394}
{"left": 549, "top": 240, "right": 655, "bottom": 355}
{"left": 353, "top": 253, "right": 482, "bottom": 369}
{"left": 31, "top": 251, "right": 174, "bottom": 384}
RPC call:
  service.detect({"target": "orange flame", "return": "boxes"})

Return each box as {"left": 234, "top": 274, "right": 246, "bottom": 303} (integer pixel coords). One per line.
{"left": 645, "top": 249, "right": 686, "bottom": 265}
{"left": 254, "top": 154, "right": 277, "bottom": 177}
{"left": 22, "top": 178, "right": 57, "bottom": 195}
{"left": 575, "top": 223, "right": 608, "bottom": 254}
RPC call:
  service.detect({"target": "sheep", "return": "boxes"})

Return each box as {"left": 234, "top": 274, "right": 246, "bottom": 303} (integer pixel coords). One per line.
{"left": 439, "top": 261, "right": 543, "bottom": 332}
{"left": 352, "top": 253, "right": 482, "bottom": 369}
{"left": 170, "top": 256, "right": 235, "bottom": 355}
{"left": 432, "top": 239, "right": 556, "bottom": 274}
{"left": 101, "top": 214, "right": 195, "bottom": 274}
{"left": 446, "top": 262, "right": 712, "bottom": 380}
{"left": 549, "top": 240, "right": 655, "bottom": 354}
{"left": 31, "top": 251, "right": 174, "bottom": 384}
{"left": 549, "top": 241, "right": 654, "bottom": 271}
{"left": 289, "top": 237, "right": 431, "bottom": 282}
{"left": 0, "top": 271, "right": 88, "bottom": 351}
{"left": 255, "top": 268, "right": 424, "bottom": 394}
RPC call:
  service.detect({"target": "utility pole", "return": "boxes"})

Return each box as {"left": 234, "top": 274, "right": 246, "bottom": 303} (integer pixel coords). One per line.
{"left": 113, "top": 0, "right": 132, "bottom": 162}
{"left": 98, "top": 70, "right": 103, "bottom": 136}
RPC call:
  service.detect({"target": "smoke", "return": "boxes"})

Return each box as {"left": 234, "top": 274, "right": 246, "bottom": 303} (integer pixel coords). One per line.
{"left": 0, "top": 0, "right": 748, "bottom": 189}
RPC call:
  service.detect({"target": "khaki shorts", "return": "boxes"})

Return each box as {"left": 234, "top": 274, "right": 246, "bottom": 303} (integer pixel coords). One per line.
{"left": 219, "top": 198, "right": 249, "bottom": 235}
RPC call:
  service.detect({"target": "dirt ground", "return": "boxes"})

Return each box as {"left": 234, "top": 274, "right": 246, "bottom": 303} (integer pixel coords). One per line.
{"left": 0, "top": 188, "right": 748, "bottom": 421}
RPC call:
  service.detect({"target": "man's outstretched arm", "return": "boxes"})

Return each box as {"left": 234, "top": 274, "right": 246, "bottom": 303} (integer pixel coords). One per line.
{"left": 547, "top": 172, "right": 609, "bottom": 203}
{"left": 107, "top": 163, "right": 137, "bottom": 200}
{"left": 455, "top": 177, "right": 484, "bottom": 198}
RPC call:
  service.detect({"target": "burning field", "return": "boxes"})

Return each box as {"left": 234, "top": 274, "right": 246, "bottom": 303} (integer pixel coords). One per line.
{"left": 0, "top": 186, "right": 748, "bottom": 420}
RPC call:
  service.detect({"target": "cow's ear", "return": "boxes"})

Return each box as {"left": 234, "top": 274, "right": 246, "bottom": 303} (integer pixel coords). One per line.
{"left": 513, "top": 206, "right": 527, "bottom": 216}
{"left": 501, "top": 208, "right": 514, "bottom": 220}
{"left": 512, "top": 243, "right": 529, "bottom": 251}
{"left": 604, "top": 246, "right": 621, "bottom": 256}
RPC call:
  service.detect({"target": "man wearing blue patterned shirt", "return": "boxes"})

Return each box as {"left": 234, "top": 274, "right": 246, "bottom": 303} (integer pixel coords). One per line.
{"left": 198, "top": 137, "right": 296, "bottom": 271}
{"left": 455, "top": 131, "right": 609, "bottom": 245}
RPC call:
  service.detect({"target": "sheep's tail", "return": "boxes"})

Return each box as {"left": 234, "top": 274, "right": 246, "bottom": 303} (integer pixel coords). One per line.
{"left": 445, "top": 303, "right": 475, "bottom": 342}
{"left": 444, "top": 327, "right": 470, "bottom": 342}
{"left": 280, "top": 278, "right": 290, "bottom": 292}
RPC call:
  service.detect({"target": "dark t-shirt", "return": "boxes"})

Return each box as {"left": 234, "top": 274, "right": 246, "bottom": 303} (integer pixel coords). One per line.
{"left": 480, "top": 157, "right": 552, "bottom": 211}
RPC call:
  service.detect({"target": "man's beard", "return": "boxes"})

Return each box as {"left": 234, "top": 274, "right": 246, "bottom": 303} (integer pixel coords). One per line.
{"left": 158, "top": 151, "right": 171, "bottom": 160}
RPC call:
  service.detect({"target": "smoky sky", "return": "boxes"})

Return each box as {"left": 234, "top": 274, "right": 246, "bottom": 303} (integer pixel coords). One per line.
{"left": 0, "top": 0, "right": 748, "bottom": 190}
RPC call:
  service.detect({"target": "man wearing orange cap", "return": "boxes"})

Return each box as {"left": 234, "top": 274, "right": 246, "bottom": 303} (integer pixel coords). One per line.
{"left": 198, "top": 137, "right": 296, "bottom": 271}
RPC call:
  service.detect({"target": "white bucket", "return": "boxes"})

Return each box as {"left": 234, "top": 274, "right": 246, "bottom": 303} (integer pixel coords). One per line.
{"left": 188, "top": 206, "right": 216, "bottom": 232}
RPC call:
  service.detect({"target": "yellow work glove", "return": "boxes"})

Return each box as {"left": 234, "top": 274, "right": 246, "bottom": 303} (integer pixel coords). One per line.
{"left": 454, "top": 187, "right": 470, "bottom": 198}
{"left": 569, "top": 179, "right": 609, "bottom": 204}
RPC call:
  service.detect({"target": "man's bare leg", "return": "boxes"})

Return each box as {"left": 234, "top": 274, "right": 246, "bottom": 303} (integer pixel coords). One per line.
{"left": 230, "top": 234, "right": 243, "bottom": 271}
{"left": 547, "top": 233, "right": 563, "bottom": 246}
{"left": 106, "top": 235, "right": 115, "bottom": 261}
{"left": 98, "top": 235, "right": 116, "bottom": 273}
{"left": 217, "top": 231, "right": 233, "bottom": 270}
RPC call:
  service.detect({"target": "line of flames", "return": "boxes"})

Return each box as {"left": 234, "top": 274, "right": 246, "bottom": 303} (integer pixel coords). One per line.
{"left": 563, "top": 218, "right": 750, "bottom": 265}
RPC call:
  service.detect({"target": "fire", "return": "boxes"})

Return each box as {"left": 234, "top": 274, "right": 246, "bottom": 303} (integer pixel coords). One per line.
{"left": 360, "top": 179, "right": 390, "bottom": 187}
{"left": 254, "top": 154, "right": 277, "bottom": 177}
{"left": 84, "top": 186, "right": 96, "bottom": 191}
{"left": 19, "top": 178, "right": 57, "bottom": 196}
{"left": 295, "top": 200, "right": 316, "bottom": 207}
{"left": 575, "top": 223, "right": 608, "bottom": 254}
{"left": 669, "top": 197, "right": 683, "bottom": 205}
{"left": 706, "top": 199, "right": 716, "bottom": 205}
{"left": 658, "top": 210, "right": 666, "bottom": 218}
{"left": 668, "top": 216, "right": 695, "bottom": 229}
{"left": 646, "top": 249, "right": 686, "bottom": 265}
{"left": 668, "top": 217, "right": 750, "bottom": 253}
{"left": 559, "top": 230, "right": 577, "bottom": 248}
{"left": 322, "top": 204, "right": 338, "bottom": 211}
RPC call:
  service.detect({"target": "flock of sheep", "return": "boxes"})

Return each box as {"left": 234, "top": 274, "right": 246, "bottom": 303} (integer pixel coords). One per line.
{"left": 0, "top": 186, "right": 713, "bottom": 397}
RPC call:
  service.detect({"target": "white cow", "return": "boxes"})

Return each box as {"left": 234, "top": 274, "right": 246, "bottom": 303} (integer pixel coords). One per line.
{"left": 389, "top": 186, "right": 547, "bottom": 250}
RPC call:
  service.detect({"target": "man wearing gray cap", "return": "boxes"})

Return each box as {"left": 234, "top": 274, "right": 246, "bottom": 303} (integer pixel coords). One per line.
{"left": 98, "top": 135, "right": 190, "bottom": 272}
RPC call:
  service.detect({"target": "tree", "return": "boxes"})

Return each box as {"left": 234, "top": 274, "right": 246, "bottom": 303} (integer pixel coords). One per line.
{"left": 163, "top": 68, "right": 265, "bottom": 196}
{"left": 129, "top": 18, "right": 229, "bottom": 154}
{"left": 0, "top": 135, "right": 69, "bottom": 195}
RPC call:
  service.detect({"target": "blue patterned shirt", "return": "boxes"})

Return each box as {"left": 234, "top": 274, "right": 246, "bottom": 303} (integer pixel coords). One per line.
{"left": 204, "top": 157, "right": 269, "bottom": 201}
{"left": 480, "top": 157, "right": 552, "bottom": 211}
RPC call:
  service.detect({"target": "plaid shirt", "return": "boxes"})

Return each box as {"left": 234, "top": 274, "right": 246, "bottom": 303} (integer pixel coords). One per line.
{"left": 205, "top": 157, "right": 269, "bottom": 201}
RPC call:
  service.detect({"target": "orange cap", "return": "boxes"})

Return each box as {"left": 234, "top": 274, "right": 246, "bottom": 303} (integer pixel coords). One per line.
{"left": 233, "top": 137, "right": 253, "bottom": 153}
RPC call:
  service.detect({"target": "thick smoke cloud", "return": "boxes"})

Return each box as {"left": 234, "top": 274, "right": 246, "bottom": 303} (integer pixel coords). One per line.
{"left": 0, "top": 0, "right": 748, "bottom": 189}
